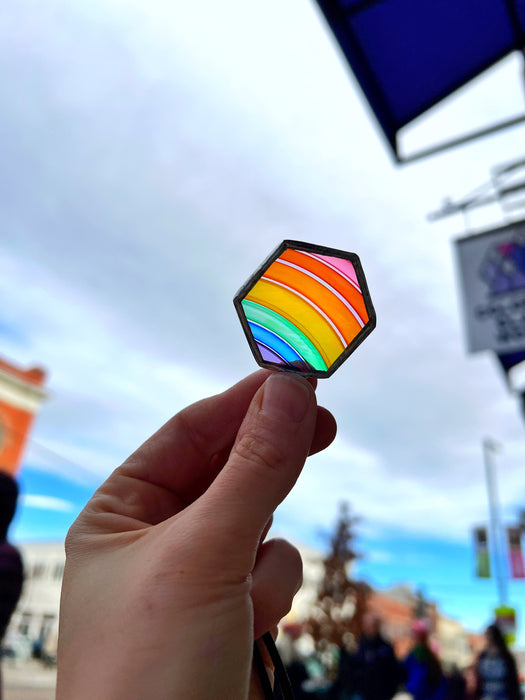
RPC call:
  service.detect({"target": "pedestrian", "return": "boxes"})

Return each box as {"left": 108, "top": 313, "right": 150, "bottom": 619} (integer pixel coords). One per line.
{"left": 444, "top": 664, "right": 466, "bottom": 700}
{"left": 464, "top": 665, "right": 479, "bottom": 700}
{"left": 404, "top": 620, "right": 447, "bottom": 700}
{"left": 330, "top": 633, "right": 360, "bottom": 700}
{"left": 331, "top": 613, "right": 402, "bottom": 700}
{"left": 475, "top": 624, "right": 521, "bottom": 700}
{"left": 0, "top": 472, "right": 24, "bottom": 700}
{"left": 279, "top": 624, "right": 309, "bottom": 700}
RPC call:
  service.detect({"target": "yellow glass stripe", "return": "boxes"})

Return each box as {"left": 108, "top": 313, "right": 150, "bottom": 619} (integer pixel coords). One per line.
{"left": 245, "top": 278, "right": 345, "bottom": 366}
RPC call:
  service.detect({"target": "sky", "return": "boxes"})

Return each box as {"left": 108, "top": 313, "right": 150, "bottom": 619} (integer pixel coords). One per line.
{"left": 2, "top": 0, "right": 525, "bottom": 642}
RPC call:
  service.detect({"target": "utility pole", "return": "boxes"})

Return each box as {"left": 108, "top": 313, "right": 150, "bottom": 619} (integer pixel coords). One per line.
{"left": 482, "top": 438, "right": 508, "bottom": 606}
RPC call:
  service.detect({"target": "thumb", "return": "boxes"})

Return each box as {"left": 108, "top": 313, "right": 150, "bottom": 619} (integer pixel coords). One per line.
{"left": 198, "top": 372, "right": 317, "bottom": 569}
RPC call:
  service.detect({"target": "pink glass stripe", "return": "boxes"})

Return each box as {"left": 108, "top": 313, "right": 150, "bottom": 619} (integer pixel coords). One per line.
{"left": 313, "top": 254, "right": 359, "bottom": 288}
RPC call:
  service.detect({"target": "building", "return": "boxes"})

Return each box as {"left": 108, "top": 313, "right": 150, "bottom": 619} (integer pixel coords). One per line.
{"left": 283, "top": 548, "right": 479, "bottom": 669}
{"left": 0, "top": 357, "right": 47, "bottom": 476}
{"left": 437, "top": 614, "right": 474, "bottom": 669}
{"left": 283, "top": 539, "right": 327, "bottom": 623}
{"left": 0, "top": 357, "right": 51, "bottom": 655}
{"left": 7, "top": 542, "right": 64, "bottom": 657}
{"left": 372, "top": 585, "right": 475, "bottom": 668}
{"left": 5, "top": 536, "right": 485, "bottom": 671}
{"left": 368, "top": 588, "right": 415, "bottom": 657}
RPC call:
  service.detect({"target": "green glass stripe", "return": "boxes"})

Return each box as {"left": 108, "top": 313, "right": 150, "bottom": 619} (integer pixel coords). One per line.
{"left": 241, "top": 299, "right": 328, "bottom": 371}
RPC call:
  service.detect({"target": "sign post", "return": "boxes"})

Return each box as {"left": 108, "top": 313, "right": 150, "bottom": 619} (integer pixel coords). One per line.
{"left": 482, "top": 439, "right": 507, "bottom": 607}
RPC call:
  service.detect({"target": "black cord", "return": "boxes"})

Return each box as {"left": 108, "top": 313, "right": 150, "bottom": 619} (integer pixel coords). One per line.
{"left": 253, "top": 632, "right": 295, "bottom": 700}
{"left": 253, "top": 638, "right": 274, "bottom": 698}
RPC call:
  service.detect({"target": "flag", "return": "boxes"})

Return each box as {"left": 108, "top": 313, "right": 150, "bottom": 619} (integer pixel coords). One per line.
{"left": 474, "top": 527, "right": 491, "bottom": 578}
{"left": 507, "top": 527, "right": 525, "bottom": 579}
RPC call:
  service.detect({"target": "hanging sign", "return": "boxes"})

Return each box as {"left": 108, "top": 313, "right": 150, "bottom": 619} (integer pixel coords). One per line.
{"left": 473, "top": 527, "right": 491, "bottom": 578}
{"left": 454, "top": 219, "right": 525, "bottom": 354}
{"left": 507, "top": 527, "right": 525, "bottom": 579}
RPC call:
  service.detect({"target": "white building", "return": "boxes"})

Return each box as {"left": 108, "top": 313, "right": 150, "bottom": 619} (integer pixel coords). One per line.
{"left": 436, "top": 614, "right": 475, "bottom": 669}
{"left": 7, "top": 541, "right": 64, "bottom": 655}
{"left": 285, "top": 539, "right": 325, "bottom": 622}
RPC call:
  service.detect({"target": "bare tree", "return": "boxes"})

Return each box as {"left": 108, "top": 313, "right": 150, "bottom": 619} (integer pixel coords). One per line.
{"left": 306, "top": 502, "right": 370, "bottom": 661}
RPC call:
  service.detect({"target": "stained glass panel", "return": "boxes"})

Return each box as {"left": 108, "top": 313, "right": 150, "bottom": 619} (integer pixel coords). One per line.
{"left": 234, "top": 241, "right": 376, "bottom": 377}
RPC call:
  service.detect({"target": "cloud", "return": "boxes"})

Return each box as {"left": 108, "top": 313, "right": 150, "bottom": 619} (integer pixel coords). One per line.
{"left": 275, "top": 435, "right": 525, "bottom": 546}
{"left": 366, "top": 549, "right": 395, "bottom": 564}
{"left": 21, "top": 494, "right": 75, "bottom": 514}
{"left": 2, "top": 249, "right": 228, "bottom": 483}
{"left": 2, "top": 0, "right": 524, "bottom": 559}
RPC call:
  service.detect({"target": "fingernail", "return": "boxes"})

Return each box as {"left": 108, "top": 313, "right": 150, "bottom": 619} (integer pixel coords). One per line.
{"left": 261, "top": 373, "right": 311, "bottom": 423}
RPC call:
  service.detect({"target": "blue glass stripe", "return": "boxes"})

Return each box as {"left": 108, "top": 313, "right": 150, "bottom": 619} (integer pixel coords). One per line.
{"left": 248, "top": 322, "right": 305, "bottom": 365}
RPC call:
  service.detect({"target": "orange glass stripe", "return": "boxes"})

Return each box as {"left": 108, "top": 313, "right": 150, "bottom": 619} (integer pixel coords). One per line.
{"left": 263, "top": 262, "right": 363, "bottom": 345}
{"left": 279, "top": 249, "right": 369, "bottom": 324}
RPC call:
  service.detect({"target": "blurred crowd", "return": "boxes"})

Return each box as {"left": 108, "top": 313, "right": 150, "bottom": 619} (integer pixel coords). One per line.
{"left": 278, "top": 614, "right": 523, "bottom": 700}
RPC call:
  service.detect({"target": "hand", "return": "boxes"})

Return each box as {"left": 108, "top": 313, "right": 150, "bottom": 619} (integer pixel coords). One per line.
{"left": 56, "top": 370, "right": 336, "bottom": 699}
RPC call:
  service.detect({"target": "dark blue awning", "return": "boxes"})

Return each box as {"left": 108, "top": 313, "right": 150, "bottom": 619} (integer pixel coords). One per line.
{"left": 315, "top": 0, "right": 525, "bottom": 161}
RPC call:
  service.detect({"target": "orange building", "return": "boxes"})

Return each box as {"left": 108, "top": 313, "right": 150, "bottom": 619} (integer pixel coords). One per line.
{"left": 0, "top": 357, "right": 47, "bottom": 476}
{"left": 369, "top": 587, "right": 475, "bottom": 668}
{"left": 368, "top": 589, "right": 416, "bottom": 657}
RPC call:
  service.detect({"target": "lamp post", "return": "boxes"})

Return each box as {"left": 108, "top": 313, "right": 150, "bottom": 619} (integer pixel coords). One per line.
{"left": 482, "top": 438, "right": 507, "bottom": 606}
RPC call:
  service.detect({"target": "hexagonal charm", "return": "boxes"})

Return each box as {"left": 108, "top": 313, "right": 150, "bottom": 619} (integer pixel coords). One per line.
{"left": 234, "top": 240, "right": 376, "bottom": 378}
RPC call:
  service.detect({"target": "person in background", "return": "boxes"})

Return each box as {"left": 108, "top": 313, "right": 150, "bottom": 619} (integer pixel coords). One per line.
{"left": 278, "top": 624, "right": 309, "bottom": 700}
{"left": 330, "top": 631, "right": 360, "bottom": 700}
{"left": 0, "top": 472, "right": 24, "bottom": 700}
{"left": 331, "top": 613, "right": 402, "bottom": 700}
{"left": 475, "top": 624, "right": 521, "bottom": 700}
{"left": 444, "top": 664, "right": 466, "bottom": 700}
{"left": 464, "top": 664, "right": 479, "bottom": 700}
{"left": 354, "top": 614, "right": 403, "bottom": 700}
{"left": 404, "top": 620, "right": 447, "bottom": 700}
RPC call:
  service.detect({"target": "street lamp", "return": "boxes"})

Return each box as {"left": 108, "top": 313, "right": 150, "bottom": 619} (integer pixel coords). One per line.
{"left": 482, "top": 438, "right": 508, "bottom": 606}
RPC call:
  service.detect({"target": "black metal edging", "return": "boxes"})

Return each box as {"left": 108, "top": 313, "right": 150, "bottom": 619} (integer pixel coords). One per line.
{"left": 233, "top": 240, "right": 377, "bottom": 379}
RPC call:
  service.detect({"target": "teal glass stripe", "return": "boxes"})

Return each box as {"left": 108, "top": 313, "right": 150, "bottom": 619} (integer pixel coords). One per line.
{"left": 241, "top": 299, "right": 327, "bottom": 371}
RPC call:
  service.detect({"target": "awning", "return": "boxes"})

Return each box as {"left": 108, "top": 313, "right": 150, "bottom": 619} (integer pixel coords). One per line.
{"left": 315, "top": 0, "right": 525, "bottom": 162}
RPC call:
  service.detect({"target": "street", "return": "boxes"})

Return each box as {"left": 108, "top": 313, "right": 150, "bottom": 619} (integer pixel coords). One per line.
{"left": 2, "top": 659, "right": 56, "bottom": 700}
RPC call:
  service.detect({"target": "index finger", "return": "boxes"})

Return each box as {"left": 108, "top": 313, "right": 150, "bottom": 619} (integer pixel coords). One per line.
{"left": 119, "top": 370, "right": 272, "bottom": 502}
{"left": 92, "top": 370, "right": 335, "bottom": 527}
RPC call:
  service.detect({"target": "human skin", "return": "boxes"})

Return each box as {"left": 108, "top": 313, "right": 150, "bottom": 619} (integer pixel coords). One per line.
{"left": 56, "top": 370, "right": 336, "bottom": 700}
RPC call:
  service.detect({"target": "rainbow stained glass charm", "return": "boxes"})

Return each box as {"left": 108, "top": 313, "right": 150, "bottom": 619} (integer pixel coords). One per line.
{"left": 234, "top": 240, "right": 376, "bottom": 378}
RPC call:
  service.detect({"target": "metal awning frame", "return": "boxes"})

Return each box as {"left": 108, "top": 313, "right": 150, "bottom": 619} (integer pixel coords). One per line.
{"left": 427, "top": 156, "right": 525, "bottom": 222}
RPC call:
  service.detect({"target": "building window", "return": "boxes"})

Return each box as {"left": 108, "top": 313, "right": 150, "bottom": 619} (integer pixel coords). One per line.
{"left": 18, "top": 613, "right": 32, "bottom": 637}
{"left": 32, "top": 563, "right": 45, "bottom": 579}
{"left": 39, "top": 614, "right": 56, "bottom": 641}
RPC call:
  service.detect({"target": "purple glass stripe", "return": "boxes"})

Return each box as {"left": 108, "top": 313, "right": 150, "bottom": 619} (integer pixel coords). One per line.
{"left": 257, "top": 343, "right": 286, "bottom": 365}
